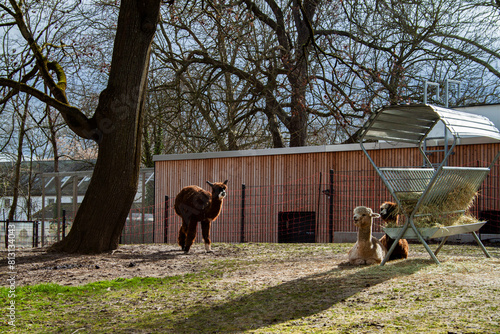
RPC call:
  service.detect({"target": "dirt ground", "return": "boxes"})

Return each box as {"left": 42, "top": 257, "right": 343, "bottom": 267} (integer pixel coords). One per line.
{"left": 2, "top": 242, "right": 499, "bottom": 288}
{"left": 3, "top": 243, "right": 499, "bottom": 333}
{"left": 3, "top": 244, "right": 222, "bottom": 287}
{"left": 2, "top": 243, "right": 348, "bottom": 287}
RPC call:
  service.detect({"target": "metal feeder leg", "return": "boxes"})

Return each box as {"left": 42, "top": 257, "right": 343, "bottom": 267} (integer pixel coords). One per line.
{"left": 434, "top": 236, "right": 449, "bottom": 256}
{"left": 471, "top": 231, "right": 492, "bottom": 258}
{"left": 410, "top": 220, "right": 441, "bottom": 265}
{"left": 381, "top": 222, "right": 410, "bottom": 266}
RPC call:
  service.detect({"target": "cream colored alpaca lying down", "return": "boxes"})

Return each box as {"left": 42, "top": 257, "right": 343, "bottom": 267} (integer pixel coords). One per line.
{"left": 348, "top": 206, "right": 387, "bottom": 265}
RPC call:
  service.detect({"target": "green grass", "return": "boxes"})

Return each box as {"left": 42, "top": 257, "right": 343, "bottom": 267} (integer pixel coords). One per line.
{"left": 2, "top": 243, "right": 500, "bottom": 333}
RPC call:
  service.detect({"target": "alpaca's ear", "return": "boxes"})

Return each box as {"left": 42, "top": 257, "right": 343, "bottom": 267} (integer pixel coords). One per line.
{"left": 207, "top": 181, "right": 214, "bottom": 187}
{"left": 372, "top": 213, "right": 381, "bottom": 218}
{"left": 223, "top": 180, "right": 228, "bottom": 185}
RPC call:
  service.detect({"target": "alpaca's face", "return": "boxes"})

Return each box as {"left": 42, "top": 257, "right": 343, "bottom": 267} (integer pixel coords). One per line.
{"left": 216, "top": 185, "right": 227, "bottom": 200}
{"left": 380, "top": 202, "right": 398, "bottom": 222}
{"left": 207, "top": 180, "right": 228, "bottom": 200}
{"left": 353, "top": 210, "right": 370, "bottom": 227}
{"left": 353, "top": 206, "right": 380, "bottom": 227}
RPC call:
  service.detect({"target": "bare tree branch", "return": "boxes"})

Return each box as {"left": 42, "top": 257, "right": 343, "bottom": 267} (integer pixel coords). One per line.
{"left": 0, "top": 78, "right": 96, "bottom": 139}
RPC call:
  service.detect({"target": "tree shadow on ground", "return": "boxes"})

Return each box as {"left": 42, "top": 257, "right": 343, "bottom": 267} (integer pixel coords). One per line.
{"left": 3, "top": 248, "right": 82, "bottom": 266}
{"left": 143, "top": 259, "right": 432, "bottom": 333}
{"left": 2, "top": 245, "right": 190, "bottom": 268}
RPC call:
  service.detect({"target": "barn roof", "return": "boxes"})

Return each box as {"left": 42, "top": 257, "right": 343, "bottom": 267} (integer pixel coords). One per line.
{"left": 0, "top": 160, "right": 95, "bottom": 197}
{"left": 359, "top": 104, "right": 500, "bottom": 144}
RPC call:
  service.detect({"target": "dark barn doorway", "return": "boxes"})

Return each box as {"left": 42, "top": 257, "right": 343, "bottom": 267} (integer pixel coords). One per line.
{"left": 278, "top": 211, "right": 316, "bottom": 243}
{"left": 479, "top": 211, "right": 500, "bottom": 234}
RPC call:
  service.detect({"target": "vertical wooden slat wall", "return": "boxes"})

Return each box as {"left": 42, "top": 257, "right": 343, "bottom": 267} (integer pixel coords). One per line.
{"left": 154, "top": 142, "right": 500, "bottom": 244}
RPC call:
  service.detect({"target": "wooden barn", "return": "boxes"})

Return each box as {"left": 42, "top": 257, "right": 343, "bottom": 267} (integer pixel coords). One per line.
{"left": 153, "top": 136, "right": 500, "bottom": 245}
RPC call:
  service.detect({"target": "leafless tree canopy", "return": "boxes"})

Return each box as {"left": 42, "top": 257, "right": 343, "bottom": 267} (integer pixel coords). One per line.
{"left": 1, "top": 0, "right": 162, "bottom": 253}
{"left": 0, "top": 0, "right": 499, "bottom": 251}
{"left": 141, "top": 0, "right": 500, "bottom": 157}
{"left": 2, "top": 0, "right": 499, "bottom": 160}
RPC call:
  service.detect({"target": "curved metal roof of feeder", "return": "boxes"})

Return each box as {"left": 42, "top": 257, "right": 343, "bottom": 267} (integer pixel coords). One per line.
{"left": 359, "top": 104, "right": 500, "bottom": 144}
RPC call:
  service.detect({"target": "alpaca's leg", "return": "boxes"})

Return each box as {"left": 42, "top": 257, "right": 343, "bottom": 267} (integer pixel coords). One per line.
{"left": 201, "top": 219, "right": 212, "bottom": 252}
{"left": 365, "top": 258, "right": 381, "bottom": 265}
{"left": 184, "top": 220, "right": 198, "bottom": 253}
{"left": 353, "top": 258, "right": 367, "bottom": 265}
{"left": 178, "top": 221, "right": 188, "bottom": 251}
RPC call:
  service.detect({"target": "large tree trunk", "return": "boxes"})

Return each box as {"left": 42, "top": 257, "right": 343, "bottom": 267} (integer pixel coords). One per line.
{"left": 287, "top": 0, "right": 318, "bottom": 147}
{"left": 50, "top": 0, "right": 161, "bottom": 253}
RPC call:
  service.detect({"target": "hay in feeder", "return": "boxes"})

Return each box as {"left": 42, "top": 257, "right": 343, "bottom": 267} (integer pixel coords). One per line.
{"left": 413, "top": 212, "right": 480, "bottom": 228}
{"left": 395, "top": 184, "right": 480, "bottom": 228}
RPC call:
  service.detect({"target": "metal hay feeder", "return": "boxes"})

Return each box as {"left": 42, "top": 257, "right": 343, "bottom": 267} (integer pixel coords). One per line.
{"left": 358, "top": 104, "right": 500, "bottom": 265}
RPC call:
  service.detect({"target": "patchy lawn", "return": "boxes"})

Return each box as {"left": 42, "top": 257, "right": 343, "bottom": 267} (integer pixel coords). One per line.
{"left": 1, "top": 242, "right": 499, "bottom": 333}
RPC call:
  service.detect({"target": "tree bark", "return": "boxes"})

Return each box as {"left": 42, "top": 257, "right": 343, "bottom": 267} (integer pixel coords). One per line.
{"left": 8, "top": 98, "right": 29, "bottom": 221}
{"left": 49, "top": 0, "right": 161, "bottom": 253}
{"left": 288, "top": 0, "right": 316, "bottom": 147}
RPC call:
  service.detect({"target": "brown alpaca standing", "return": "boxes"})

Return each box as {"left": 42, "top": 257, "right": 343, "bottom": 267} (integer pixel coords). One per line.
{"left": 379, "top": 202, "right": 409, "bottom": 260}
{"left": 174, "top": 180, "right": 228, "bottom": 253}
{"left": 348, "top": 206, "right": 387, "bottom": 265}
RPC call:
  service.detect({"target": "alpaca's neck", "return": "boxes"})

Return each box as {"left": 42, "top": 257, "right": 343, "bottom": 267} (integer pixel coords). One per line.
{"left": 383, "top": 217, "right": 398, "bottom": 228}
{"left": 211, "top": 197, "right": 222, "bottom": 207}
{"left": 206, "top": 197, "right": 223, "bottom": 219}
{"left": 357, "top": 225, "right": 373, "bottom": 242}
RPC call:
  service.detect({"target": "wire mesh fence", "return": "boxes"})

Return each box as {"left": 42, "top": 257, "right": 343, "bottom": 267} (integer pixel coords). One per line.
{"left": 155, "top": 163, "right": 499, "bottom": 245}
{"left": 120, "top": 205, "right": 155, "bottom": 244}
{"left": 1, "top": 218, "right": 71, "bottom": 250}
{"left": 1, "top": 162, "right": 498, "bottom": 249}
{"left": 2, "top": 221, "right": 39, "bottom": 249}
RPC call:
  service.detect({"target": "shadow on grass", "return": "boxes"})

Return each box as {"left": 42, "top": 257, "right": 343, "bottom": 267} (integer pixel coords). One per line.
{"left": 144, "top": 259, "right": 432, "bottom": 333}
{"left": 0, "top": 245, "right": 189, "bottom": 268}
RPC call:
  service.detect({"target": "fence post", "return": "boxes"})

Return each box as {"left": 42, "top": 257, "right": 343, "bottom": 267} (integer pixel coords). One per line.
{"left": 141, "top": 171, "right": 146, "bottom": 244}
{"left": 329, "top": 169, "right": 334, "bottom": 243}
{"left": 33, "top": 221, "right": 37, "bottom": 248}
{"left": 317, "top": 172, "right": 323, "bottom": 243}
{"left": 240, "top": 184, "right": 246, "bottom": 243}
{"left": 62, "top": 210, "right": 66, "bottom": 239}
{"left": 31, "top": 221, "right": 36, "bottom": 248}
{"left": 56, "top": 174, "right": 61, "bottom": 242}
{"left": 41, "top": 174, "right": 45, "bottom": 247}
{"left": 164, "top": 196, "right": 169, "bottom": 243}
{"left": 4, "top": 219, "right": 8, "bottom": 249}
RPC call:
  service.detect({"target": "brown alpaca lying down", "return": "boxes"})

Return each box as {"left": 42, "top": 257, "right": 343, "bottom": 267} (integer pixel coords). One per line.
{"left": 348, "top": 206, "right": 387, "bottom": 265}
{"left": 379, "top": 202, "right": 409, "bottom": 261}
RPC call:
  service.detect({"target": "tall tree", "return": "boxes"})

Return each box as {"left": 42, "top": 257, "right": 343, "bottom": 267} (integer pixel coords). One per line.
{"left": 0, "top": 0, "right": 162, "bottom": 253}
{"left": 151, "top": 0, "right": 500, "bottom": 149}
{"left": 152, "top": 1, "right": 272, "bottom": 152}
{"left": 8, "top": 94, "right": 29, "bottom": 221}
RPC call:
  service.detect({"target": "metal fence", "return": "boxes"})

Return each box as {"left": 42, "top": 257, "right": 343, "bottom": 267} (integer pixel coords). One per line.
{"left": 2, "top": 220, "right": 40, "bottom": 249}
{"left": 2, "top": 164, "right": 498, "bottom": 249}
{"left": 1, "top": 213, "right": 73, "bottom": 250}
{"left": 153, "top": 164, "right": 499, "bottom": 245}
